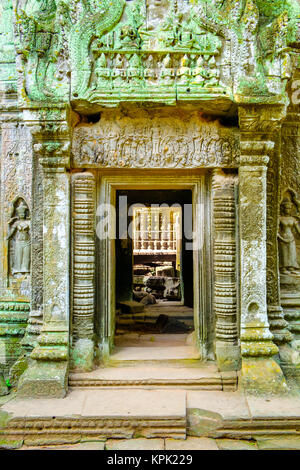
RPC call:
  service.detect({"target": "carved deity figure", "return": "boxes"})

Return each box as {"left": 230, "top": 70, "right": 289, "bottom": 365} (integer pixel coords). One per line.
{"left": 139, "top": 0, "right": 171, "bottom": 49}
{"left": 7, "top": 200, "right": 31, "bottom": 275}
{"left": 278, "top": 198, "right": 300, "bottom": 275}
{"left": 177, "top": 54, "right": 190, "bottom": 84}
{"left": 160, "top": 54, "right": 174, "bottom": 84}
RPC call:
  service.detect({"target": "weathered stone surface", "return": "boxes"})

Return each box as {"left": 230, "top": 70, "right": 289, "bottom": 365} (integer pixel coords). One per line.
{"left": 106, "top": 438, "right": 164, "bottom": 450}
{"left": 187, "top": 409, "right": 223, "bottom": 436}
{"left": 246, "top": 394, "right": 300, "bottom": 419}
{"left": 165, "top": 437, "right": 219, "bottom": 450}
{"left": 256, "top": 436, "right": 300, "bottom": 450}
{"left": 216, "top": 439, "right": 258, "bottom": 450}
{"left": 20, "top": 441, "right": 105, "bottom": 450}
{"left": 17, "top": 361, "right": 68, "bottom": 399}
{"left": 187, "top": 391, "right": 250, "bottom": 421}
{"left": 24, "top": 435, "right": 81, "bottom": 447}
{"left": 9, "top": 354, "right": 28, "bottom": 387}
{"left": 0, "top": 437, "right": 24, "bottom": 450}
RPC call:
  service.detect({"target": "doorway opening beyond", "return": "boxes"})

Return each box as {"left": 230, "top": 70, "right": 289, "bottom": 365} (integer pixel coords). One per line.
{"left": 114, "top": 189, "right": 198, "bottom": 362}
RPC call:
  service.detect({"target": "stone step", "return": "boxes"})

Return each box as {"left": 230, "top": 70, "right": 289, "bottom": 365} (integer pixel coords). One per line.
{"left": 110, "top": 345, "right": 201, "bottom": 363}
{"left": 69, "top": 365, "right": 238, "bottom": 391}
{"left": 1, "top": 390, "right": 187, "bottom": 445}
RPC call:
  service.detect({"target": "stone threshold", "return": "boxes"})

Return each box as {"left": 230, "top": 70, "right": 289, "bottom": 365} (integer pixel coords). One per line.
{"left": 69, "top": 364, "right": 237, "bottom": 391}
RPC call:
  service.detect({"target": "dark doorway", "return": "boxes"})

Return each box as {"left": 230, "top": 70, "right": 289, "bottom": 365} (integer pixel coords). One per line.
{"left": 115, "top": 189, "right": 194, "bottom": 343}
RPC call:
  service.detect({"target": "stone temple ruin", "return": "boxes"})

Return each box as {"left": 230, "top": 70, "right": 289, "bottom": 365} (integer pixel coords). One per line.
{"left": 0, "top": 0, "right": 300, "bottom": 449}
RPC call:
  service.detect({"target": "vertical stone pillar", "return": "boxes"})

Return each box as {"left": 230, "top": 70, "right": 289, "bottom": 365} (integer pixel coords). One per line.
{"left": 212, "top": 169, "right": 240, "bottom": 371}
{"left": 266, "top": 115, "right": 292, "bottom": 347}
{"left": 21, "top": 132, "right": 44, "bottom": 353}
{"left": 18, "top": 110, "right": 71, "bottom": 398}
{"left": 238, "top": 105, "right": 288, "bottom": 394}
{"left": 71, "top": 172, "right": 96, "bottom": 371}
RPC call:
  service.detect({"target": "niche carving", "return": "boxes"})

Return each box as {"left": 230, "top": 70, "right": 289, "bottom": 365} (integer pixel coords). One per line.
{"left": 7, "top": 198, "right": 31, "bottom": 277}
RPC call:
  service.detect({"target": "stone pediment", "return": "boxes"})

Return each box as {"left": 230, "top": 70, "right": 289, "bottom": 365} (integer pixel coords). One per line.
{"left": 10, "top": 0, "right": 300, "bottom": 109}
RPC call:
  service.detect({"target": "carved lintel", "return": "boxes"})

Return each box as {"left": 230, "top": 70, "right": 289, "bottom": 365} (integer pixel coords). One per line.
{"left": 72, "top": 113, "right": 240, "bottom": 169}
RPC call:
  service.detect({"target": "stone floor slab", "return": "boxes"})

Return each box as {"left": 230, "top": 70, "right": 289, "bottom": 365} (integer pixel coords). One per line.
{"left": 165, "top": 437, "right": 219, "bottom": 450}
{"left": 2, "top": 389, "right": 87, "bottom": 417}
{"left": 187, "top": 390, "right": 250, "bottom": 420}
{"left": 106, "top": 438, "right": 164, "bottom": 450}
{"left": 82, "top": 389, "right": 186, "bottom": 418}
{"left": 246, "top": 394, "right": 300, "bottom": 419}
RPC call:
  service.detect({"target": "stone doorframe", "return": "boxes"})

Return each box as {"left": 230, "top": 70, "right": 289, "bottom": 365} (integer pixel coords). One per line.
{"left": 71, "top": 170, "right": 213, "bottom": 367}
{"left": 15, "top": 104, "right": 292, "bottom": 398}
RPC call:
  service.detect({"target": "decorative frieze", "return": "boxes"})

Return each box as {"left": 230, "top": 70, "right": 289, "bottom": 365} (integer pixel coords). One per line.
{"left": 73, "top": 112, "right": 240, "bottom": 169}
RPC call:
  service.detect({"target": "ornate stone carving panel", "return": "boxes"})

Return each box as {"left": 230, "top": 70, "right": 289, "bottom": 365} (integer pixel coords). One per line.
{"left": 13, "top": 0, "right": 299, "bottom": 109}
{"left": 0, "top": 122, "right": 32, "bottom": 298}
{"left": 72, "top": 111, "right": 240, "bottom": 169}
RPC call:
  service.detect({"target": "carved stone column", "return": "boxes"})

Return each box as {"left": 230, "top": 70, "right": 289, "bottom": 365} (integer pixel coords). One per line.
{"left": 18, "top": 110, "right": 71, "bottom": 398}
{"left": 266, "top": 113, "right": 292, "bottom": 346}
{"left": 238, "top": 105, "right": 288, "bottom": 394}
{"left": 212, "top": 169, "right": 240, "bottom": 371}
{"left": 70, "top": 172, "right": 96, "bottom": 371}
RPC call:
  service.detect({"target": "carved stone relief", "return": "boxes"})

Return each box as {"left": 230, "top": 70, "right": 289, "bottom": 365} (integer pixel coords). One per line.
{"left": 278, "top": 191, "right": 300, "bottom": 277}
{"left": 72, "top": 110, "right": 240, "bottom": 169}
{"left": 0, "top": 122, "right": 32, "bottom": 298}
{"left": 13, "top": 0, "right": 299, "bottom": 108}
{"left": 7, "top": 197, "right": 31, "bottom": 277}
